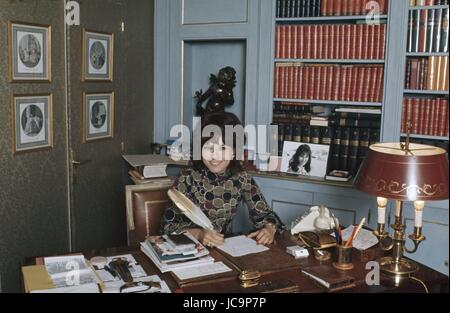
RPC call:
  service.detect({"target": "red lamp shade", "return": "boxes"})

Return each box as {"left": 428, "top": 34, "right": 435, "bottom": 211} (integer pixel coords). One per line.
{"left": 354, "top": 143, "right": 449, "bottom": 201}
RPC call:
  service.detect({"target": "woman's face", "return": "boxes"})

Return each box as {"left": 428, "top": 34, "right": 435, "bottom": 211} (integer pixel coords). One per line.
{"left": 202, "top": 136, "right": 234, "bottom": 174}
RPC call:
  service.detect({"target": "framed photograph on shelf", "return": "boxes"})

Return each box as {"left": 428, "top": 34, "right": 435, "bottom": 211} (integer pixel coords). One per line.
{"left": 280, "top": 141, "right": 330, "bottom": 179}
{"left": 12, "top": 94, "right": 53, "bottom": 154}
{"left": 8, "top": 21, "right": 51, "bottom": 81}
{"left": 83, "top": 92, "right": 115, "bottom": 142}
{"left": 82, "top": 29, "right": 114, "bottom": 81}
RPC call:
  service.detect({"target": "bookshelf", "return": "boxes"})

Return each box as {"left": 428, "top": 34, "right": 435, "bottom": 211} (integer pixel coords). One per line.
{"left": 272, "top": 0, "right": 390, "bottom": 180}
{"left": 400, "top": 0, "right": 449, "bottom": 147}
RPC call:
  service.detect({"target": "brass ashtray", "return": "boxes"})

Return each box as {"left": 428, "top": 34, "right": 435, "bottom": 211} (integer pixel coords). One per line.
{"left": 313, "top": 249, "right": 331, "bottom": 262}
{"left": 239, "top": 270, "right": 261, "bottom": 288}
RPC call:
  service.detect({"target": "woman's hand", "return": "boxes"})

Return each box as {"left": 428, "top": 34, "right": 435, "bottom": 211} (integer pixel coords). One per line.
{"left": 247, "top": 223, "right": 277, "bottom": 245}
{"left": 188, "top": 228, "right": 224, "bottom": 248}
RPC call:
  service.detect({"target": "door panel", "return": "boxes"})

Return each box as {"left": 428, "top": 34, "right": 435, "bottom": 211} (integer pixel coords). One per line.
{"left": 67, "top": 0, "right": 127, "bottom": 251}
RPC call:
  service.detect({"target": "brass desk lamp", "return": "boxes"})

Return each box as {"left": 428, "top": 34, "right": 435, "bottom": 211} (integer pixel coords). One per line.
{"left": 354, "top": 130, "right": 449, "bottom": 280}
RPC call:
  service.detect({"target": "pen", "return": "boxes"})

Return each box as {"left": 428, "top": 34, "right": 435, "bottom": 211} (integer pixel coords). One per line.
{"left": 346, "top": 217, "right": 366, "bottom": 248}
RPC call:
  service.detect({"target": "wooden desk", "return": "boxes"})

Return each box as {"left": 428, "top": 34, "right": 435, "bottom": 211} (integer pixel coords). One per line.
{"left": 23, "top": 232, "right": 448, "bottom": 293}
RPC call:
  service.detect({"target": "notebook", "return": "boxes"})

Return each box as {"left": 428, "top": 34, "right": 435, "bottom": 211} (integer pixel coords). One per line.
{"left": 302, "top": 265, "right": 355, "bottom": 292}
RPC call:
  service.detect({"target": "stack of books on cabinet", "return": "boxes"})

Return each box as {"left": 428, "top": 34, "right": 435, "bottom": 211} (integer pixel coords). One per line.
{"left": 272, "top": 0, "right": 388, "bottom": 181}
{"left": 402, "top": 0, "right": 449, "bottom": 149}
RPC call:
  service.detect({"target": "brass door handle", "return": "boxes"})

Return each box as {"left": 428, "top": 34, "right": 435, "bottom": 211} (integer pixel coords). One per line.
{"left": 71, "top": 159, "right": 91, "bottom": 166}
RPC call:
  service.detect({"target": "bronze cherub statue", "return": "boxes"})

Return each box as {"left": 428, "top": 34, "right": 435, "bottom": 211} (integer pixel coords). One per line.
{"left": 195, "top": 66, "right": 237, "bottom": 117}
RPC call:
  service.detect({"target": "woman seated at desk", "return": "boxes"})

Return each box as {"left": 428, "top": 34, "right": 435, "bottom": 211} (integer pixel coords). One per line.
{"left": 160, "top": 112, "right": 284, "bottom": 248}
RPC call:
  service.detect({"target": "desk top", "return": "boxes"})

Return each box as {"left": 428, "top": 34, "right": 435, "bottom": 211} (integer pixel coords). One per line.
{"left": 23, "top": 232, "right": 448, "bottom": 293}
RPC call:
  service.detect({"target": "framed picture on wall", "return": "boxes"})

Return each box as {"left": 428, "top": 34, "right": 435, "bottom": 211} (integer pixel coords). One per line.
{"left": 83, "top": 92, "right": 115, "bottom": 142}
{"left": 12, "top": 94, "right": 53, "bottom": 153}
{"left": 8, "top": 21, "right": 51, "bottom": 82}
{"left": 82, "top": 30, "right": 114, "bottom": 81}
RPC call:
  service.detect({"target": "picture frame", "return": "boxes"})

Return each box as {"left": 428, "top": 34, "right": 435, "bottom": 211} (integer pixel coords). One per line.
{"left": 83, "top": 92, "right": 115, "bottom": 142}
{"left": 8, "top": 21, "right": 51, "bottom": 82}
{"left": 82, "top": 29, "right": 114, "bottom": 81}
{"left": 280, "top": 141, "right": 330, "bottom": 179}
{"left": 12, "top": 94, "right": 53, "bottom": 154}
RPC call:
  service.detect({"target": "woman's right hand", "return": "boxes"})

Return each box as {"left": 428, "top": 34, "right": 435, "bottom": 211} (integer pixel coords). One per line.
{"left": 188, "top": 229, "right": 224, "bottom": 248}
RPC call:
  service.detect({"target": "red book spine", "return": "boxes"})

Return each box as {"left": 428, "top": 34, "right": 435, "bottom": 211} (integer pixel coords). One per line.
{"left": 315, "top": 66, "right": 322, "bottom": 99}
{"left": 320, "top": 67, "right": 327, "bottom": 99}
{"left": 345, "top": 65, "right": 354, "bottom": 101}
{"left": 275, "top": 26, "right": 281, "bottom": 59}
{"left": 355, "top": 0, "right": 363, "bottom": 15}
{"left": 309, "top": 66, "right": 316, "bottom": 99}
{"left": 293, "top": 64, "right": 299, "bottom": 100}
{"left": 329, "top": 25, "right": 336, "bottom": 59}
{"left": 344, "top": 24, "right": 352, "bottom": 59}
{"left": 321, "top": 0, "right": 329, "bottom": 16}
{"left": 424, "top": 98, "right": 432, "bottom": 135}
{"left": 412, "top": 98, "right": 420, "bottom": 134}
{"left": 280, "top": 25, "right": 286, "bottom": 59}
{"left": 286, "top": 25, "right": 292, "bottom": 59}
{"left": 280, "top": 65, "right": 286, "bottom": 98}
{"left": 438, "top": 98, "right": 448, "bottom": 136}
{"left": 428, "top": 98, "right": 437, "bottom": 135}
{"left": 340, "top": 66, "right": 349, "bottom": 100}
{"left": 302, "top": 66, "right": 310, "bottom": 99}
{"left": 333, "top": 67, "right": 342, "bottom": 100}
{"left": 406, "top": 98, "right": 413, "bottom": 131}
{"left": 335, "top": 0, "right": 342, "bottom": 16}
{"left": 348, "top": 0, "right": 355, "bottom": 15}
{"left": 373, "top": 24, "right": 380, "bottom": 60}
{"left": 356, "top": 67, "right": 365, "bottom": 102}
{"left": 377, "top": 66, "right": 385, "bottom": 102}
{"left": 350, "top": 24, "right": 357, "bottom": 59}
{"left": 433, "top": 98, "right": 441, "bottom": 136}
{"left": 292, "top": 25, "right": 298, "bottom": 59}
{"left": 341, "top": 0, "right": 348, "bottom": 15}
{"left": 378, "top": 0, "right": 387, "bottom": 15}
{"left": 312, "top": 25, "right": 319, "bottom": 59}
{"left": 317, "top": 25, "right": 324, "bottom": 59}
{"left": 340, "top": 25, "right": 346, "bottom": 59}
{"left": 418, "top": 98, "right": 426, "bottom": 135}
{"left": 327, "top": 66, "right": 334, "bottom": 100}
{"left": 288, "top": 65, "right": 294, "bottom": 99}
{"left": 349, "top": 66, "right": 357, "bottom": 101}
{"left": 356, "top": 24, "right": 364, "bottom": 59}
{"left": 297, "top": 65, "right": 304, "bottom": 99}
{"left": 401, "top": 98, "right": 407, "bottom": 133}
{"left": 379, "top": 24, "right": 386, "bottom": 59}
{"left": 362, "top": 25, "right": 369, "bottom": 59}
{"left": 444, "top": 99, "right": 449, "bottom": 136}
{"left": 305, "top": 26, "right": 312, "bottom": 59}
{"left": 323, "top": 25, "right": 330, "bottom": 59}
{"left": 274, "top": 65, "right": 280, "bottom": 98}
{"left": 367, "top": 67, "right": 375, "bottom": 102}
{"left": 298, "top": 26, "right": 305, "bottom": 59}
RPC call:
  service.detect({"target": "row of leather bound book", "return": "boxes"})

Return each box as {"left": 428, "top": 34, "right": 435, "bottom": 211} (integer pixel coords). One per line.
{"left": 407, "top": 7, "right": 449, "bottom": 53}
{"left": 401, "top": 97, "right": 449, "bottom": 137}
{"left": 405, "top": 56, "right": 449, "bottom": 91}
{"left": 276, "top": 0, "right": 389, "bottom": 18}
{"left": 275, "top": 24, "right": 386, "bottom": 60}
{"left": 273, "top": 122, "right": 381, "bottom": 176}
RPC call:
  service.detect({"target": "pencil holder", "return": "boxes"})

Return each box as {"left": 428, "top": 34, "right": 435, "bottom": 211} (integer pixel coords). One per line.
{"left": 333, "top": 243, "right": 354, "bottom": 270}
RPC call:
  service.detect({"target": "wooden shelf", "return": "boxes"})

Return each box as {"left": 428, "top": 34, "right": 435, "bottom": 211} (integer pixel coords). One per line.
{"left": 404, "top": 89, "right": 449, "bottom": 95}
{"left": 273, "top": 98, "right": 383, "bottom": 106}
{"left": 275, "top": 15, "right": 388, "bottom": 22}
{"left": 275, "top": 58, "right": 385, "bottom": 64}
{"left": 400, "top": 133, "right": 449, "bottom": 141}
{"left": 249, "top": 171, "right": 355, "bottom": 188}
{"left": 406, "top": 52, "right": 449, "bottom": 57}
{"left": 409, "top": 5, "right": 449, "bottom": 10}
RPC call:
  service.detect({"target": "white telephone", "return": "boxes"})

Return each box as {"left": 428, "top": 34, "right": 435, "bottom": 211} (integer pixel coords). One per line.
{"left": 290, "top": 205, "right": 336, "bottom": 235}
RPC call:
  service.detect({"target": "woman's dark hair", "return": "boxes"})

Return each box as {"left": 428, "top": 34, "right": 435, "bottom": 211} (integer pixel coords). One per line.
{"left": 192, "top": 112, "right": 245, "bottom": 176}
{"left": 289, "top": 144, "right": 312, "bottom": 173}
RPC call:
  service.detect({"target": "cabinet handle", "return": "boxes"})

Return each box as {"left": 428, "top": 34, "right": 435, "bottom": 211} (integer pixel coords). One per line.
{"left": 71, "top": 159, "right": 91, "bottom": 166}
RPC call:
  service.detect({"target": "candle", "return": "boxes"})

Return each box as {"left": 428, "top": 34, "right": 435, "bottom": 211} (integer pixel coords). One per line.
{"left": 414, "top": 201, "right": 425, "bottom": 228}
{"left": 377, "top": 197, "right": 387, "bottom": 224}
{"left": 395, "top": 201, "right": 402, "bottom": 217}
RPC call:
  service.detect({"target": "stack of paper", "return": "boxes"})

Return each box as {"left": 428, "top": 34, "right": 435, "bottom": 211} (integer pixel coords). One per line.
{"left": 217, "top": 235, "right": 269, "bottom": 257}
{"left": 44, "top": 255, "right": 100, "bottom": 288}
{"left": 140, "top": 232, "right": 214, "bottom": 273}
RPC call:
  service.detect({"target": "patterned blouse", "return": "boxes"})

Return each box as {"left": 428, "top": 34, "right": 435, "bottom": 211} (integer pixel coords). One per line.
{"left": 160, "top": 166, "right": 284, "bottom": 235}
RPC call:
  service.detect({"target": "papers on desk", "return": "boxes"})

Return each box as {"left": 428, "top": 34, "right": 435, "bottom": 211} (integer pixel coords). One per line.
{"left": 217, "top": 235, "right": 269, "bottom": 257}
{"left": 171, "top": 262, "right": 232, "bottom": 281}
{"left": 102, "top": 275, "right": 171, "bottom": 293}
{"left": 338, "top": 225, "right": 379, "bottom": 250}
{"left": 44, "top": 255, "right": 100, "bottom": 288}
{"left": 30, "top": 283, "right": 100, "bottom": 293}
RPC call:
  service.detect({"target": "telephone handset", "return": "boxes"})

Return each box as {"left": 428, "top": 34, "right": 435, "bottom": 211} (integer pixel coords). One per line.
{"left": 291, "top": 205, "right": 335, "bottom": 235}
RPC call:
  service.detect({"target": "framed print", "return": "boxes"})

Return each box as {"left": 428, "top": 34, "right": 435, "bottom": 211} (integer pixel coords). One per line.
{"left": 82, "top": 30, "right": 114, "bottom": 81}
{"left": 280, "top": 141, "right": 330, "bottom": 178}
{"left": 12, "top": 94, "right": 53, "bottom": 153}
{"left": 8, "top": 21, "right": 51, "bottom": 82}
{"left": 83, "top": 92, "right": 115, "bottom": 142}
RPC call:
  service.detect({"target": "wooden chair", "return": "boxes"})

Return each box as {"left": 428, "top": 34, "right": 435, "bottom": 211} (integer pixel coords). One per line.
{"left": 125, "top": 179, "right": 173, "bottom": 245}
